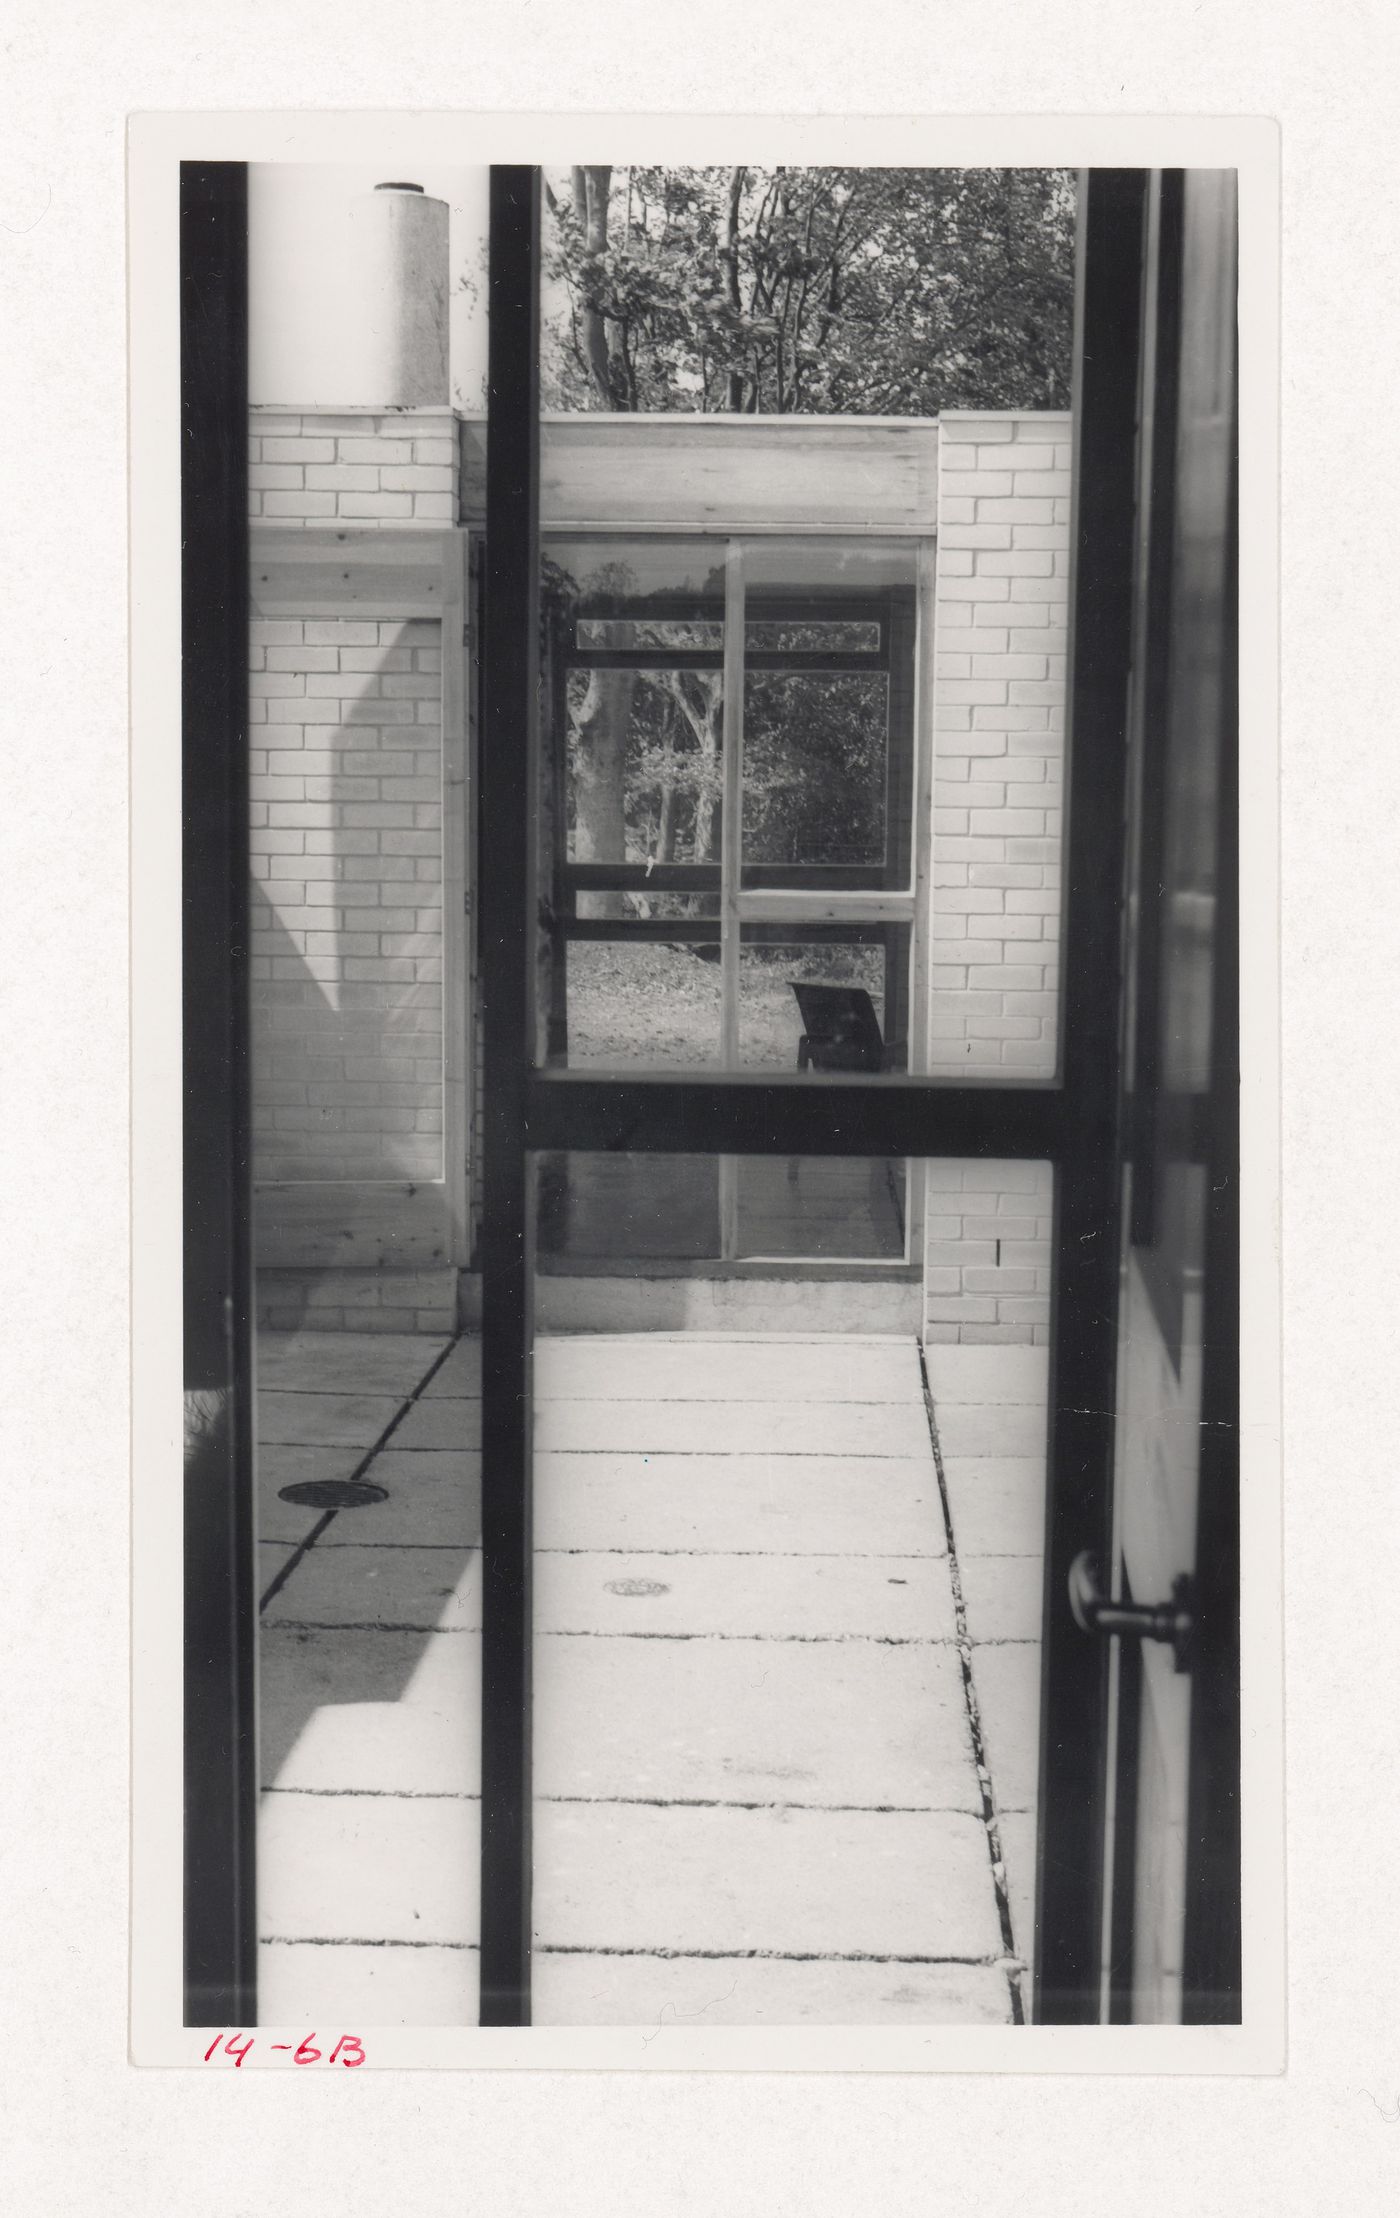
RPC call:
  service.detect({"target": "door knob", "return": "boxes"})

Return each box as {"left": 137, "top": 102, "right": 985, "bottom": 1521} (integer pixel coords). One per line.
{"left": 1067, "top": 1551, "right": 1194, "bottom": 1673}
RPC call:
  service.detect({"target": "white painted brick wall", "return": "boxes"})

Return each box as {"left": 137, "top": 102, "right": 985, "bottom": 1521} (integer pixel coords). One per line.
{"left": 249, "top": 616, "right": 446, "bottom": 1185}
{"left": 249, "top": 407, "right": 461, "bottom": 526}
{"left": 255, "top": 1266, "right": 458, "bottom": 1336}
{"left": 923, "top": 411, "right": 1071, "bottom": 1343}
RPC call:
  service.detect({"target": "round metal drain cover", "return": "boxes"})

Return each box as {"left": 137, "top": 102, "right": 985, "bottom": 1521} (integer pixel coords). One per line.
{"left": 605, "top": 1577, "right": 670, "bottom": 1598}
{"left": 277, "top": 1478, "right": 389, "bottom": 1510}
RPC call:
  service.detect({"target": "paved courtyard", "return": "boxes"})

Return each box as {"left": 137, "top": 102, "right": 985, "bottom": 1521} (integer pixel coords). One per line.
{"left": 255, "top": 1328, "right": 1046, "bottom": 2025}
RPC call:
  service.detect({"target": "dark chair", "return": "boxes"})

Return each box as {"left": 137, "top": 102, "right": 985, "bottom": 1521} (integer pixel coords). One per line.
{"left": 790, "top": 982, "right": 903, "bottom": 1073}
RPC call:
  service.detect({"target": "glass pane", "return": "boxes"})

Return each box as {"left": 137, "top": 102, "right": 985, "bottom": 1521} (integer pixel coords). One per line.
{"left": 737, "top": 1154, "right": 908, "bottom": 1261}
{"left": 544, "top": 540, "right": 728, "bottom": 899}
{"left": 578, "top": 616, "right": 724, "bottom": 652}
{"left": 537, "top": 1151, "right": 720, "bottom": 1265}
{"left": 739, "top": 539, "right": 917, "bottom": 888}
{"left": 559, "top": 664, "right": 725, "bottom": 874}
{"left": 528, "top": 1154, "right": 1052, "bottom": 2025}
{"left": 560, "top": 938, "right": 721, "bottom": 1068}
{"left": 746, "top": 617, "right": 881, "bottom": 654}
{"left": 743, "top": 671, "right": 891, "bottom": 868}
{"left": 738, "top": 930, "right": 912, "bottom": 1072}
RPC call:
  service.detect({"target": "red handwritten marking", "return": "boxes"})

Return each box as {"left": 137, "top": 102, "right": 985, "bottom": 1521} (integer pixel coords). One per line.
{"left": 201, "top": 2032, "right": 366, "bottom": 2067}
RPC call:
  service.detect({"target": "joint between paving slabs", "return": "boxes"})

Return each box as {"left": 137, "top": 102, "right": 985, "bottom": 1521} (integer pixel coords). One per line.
{"left": 263, "top": 1784, "right": 987, "bottom": 1815}
{"left": 918, "top": 1344, "right": 1028, "bottom": 2027}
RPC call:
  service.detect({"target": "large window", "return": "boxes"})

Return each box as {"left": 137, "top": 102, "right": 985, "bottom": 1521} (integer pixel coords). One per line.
{"left": 538, "top": 535, "right": 921, "bottom": 1267}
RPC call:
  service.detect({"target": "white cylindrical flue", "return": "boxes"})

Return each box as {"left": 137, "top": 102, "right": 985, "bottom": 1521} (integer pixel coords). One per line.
{"left": 346, "top": 182, "right": 450, "bottom": 407}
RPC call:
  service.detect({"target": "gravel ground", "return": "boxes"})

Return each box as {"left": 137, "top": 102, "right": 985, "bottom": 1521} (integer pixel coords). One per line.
{"left": 564, "top": 941, "right": 885, "bottom": 1067}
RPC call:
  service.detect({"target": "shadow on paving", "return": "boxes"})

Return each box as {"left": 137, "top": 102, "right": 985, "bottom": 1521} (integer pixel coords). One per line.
{"left": 255, "top": 1329, "right": 481, "bottom": 1797}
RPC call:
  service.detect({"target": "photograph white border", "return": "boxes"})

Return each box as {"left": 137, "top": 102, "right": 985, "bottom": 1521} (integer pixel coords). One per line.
{"left": 128, "top": 108, "right": 1282, "bottom": 2075}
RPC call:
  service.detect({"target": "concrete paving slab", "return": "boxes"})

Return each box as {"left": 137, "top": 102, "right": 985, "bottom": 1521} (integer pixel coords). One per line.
{"left": 259, "top": 1938, "right": 478, "bottom": 2028}
{"left": 923, "top": 1345, "right": 1049, "bottom": 1405}
{"left": 959, "top": 1555, "right": 1046, "bottom": 1643}
{"left": 969, "top": 1641, "right": 1041, "bottom": 1813}
{"left": 398, "top": 1394, "right": 931, "bottom": 1458}
{"left": 932, "top": 1401, "right": 1047, "bottom": 1458}
{"left": 533, "top": 1802, "right": 1003, "bottom": 1959}
{"left": 535, "top": 1451, "right": 945, "bottom": 1558}
{"left": 941, "top": 1457, "right": 1046, "bottom": 1558}
{"left": 260, "top": 1627, "right": 479, "bottom": 1793}
{"left": 418, "top": 1337, "right": 482, "bottom": 1399}
{"left": 535, "top": 1550, "right": 956, "bottom": 1642}
{"left": 532, "top": 1951, "right": 1013, "bottom": 2027}
{"left": 263, "top": 1542, "right": 480, "bottom": 1631}
{"left": 529, "top": 1335, "right": 924, "bottom": 1406}
{"left": 257, "top": 1390, "right": 402, "bottom": 1449}
{"left": 533, "top": 1633, "right": 979, "bottom": 1809}
{"left": 258, "top": 1789, "right": 478, "bottom": 1946}
{"left": 257, "top": 1330, "right": 449, "bottom": 1400}
{"left": 306, "top": 1450, "right": 481, "bottom": 1547}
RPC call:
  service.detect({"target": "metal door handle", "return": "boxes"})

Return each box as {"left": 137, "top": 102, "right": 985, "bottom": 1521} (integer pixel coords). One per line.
{"left": 1068, "top": 1551, "right": 1194, "bottom": 1673}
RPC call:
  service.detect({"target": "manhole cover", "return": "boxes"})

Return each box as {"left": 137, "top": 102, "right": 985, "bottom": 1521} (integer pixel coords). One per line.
{"left": 277, "top": 1478, "right": 389, "bottom": 1510}
{"left": 605, "top": 1577, "right": 670, "bottom": 1598}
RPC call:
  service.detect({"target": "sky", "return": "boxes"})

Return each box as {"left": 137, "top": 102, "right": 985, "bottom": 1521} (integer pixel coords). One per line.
{"left": 248, "top": 164, "right": 490, "bottom": 409}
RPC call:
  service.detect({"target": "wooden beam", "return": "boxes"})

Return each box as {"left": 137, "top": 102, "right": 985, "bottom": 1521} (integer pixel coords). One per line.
{"left": 458, "top": 412, "right": 945, "bottom": 534}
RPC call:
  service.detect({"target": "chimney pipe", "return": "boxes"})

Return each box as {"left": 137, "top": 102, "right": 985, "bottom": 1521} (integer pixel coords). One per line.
{"left": 347, "top": 181, "right": 450, "bottom": 407}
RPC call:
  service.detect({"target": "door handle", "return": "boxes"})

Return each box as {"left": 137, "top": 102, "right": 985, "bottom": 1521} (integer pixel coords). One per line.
{"left": 1067, "top": 1551, "right": 1194, "bottom": 1673}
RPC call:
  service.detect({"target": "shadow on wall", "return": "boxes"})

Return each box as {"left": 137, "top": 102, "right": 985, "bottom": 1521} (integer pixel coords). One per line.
{"left": 249, "top": 617, "right": 446, "bottom": 1190}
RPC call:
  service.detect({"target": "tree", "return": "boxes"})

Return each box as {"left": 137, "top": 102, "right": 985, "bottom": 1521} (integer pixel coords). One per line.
{"left": 542, "top": 165, "right": 1075, "bottom": 416}
{"left": 540, "top": 166, "right": 1075, "bottom": 898}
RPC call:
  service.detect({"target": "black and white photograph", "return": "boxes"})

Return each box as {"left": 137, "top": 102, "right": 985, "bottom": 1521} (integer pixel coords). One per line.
{"left": 129, "top": 120, "right": 1278, "bottom": 2059}
{"left": 23, "top": 0, "right": 1400, "bottom": 2189}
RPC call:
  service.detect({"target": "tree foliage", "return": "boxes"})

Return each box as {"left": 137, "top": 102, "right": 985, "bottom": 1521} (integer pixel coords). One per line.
{"left": 542, "top": 164, "right": 1076, "bottom": 416}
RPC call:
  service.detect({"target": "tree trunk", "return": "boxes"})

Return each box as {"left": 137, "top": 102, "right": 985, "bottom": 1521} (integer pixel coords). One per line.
{"left": 656, "top": 775, "right": 678, "bottom": 864}
{"left": 571, "top": 666, "right": 635, "bottom": 916}
{"left": 571, "top": 165, "right": 615, "bottom": 406}
{"left": 691, "top": 686, "right": 721, "bottom": 864}
{"left": 723, "top": 167, "right": 747, "bottom": 412}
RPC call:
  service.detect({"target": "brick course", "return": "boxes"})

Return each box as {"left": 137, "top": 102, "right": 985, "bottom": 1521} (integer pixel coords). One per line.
{"left": 248, "top": 407, "right": 462, "bottom": 526}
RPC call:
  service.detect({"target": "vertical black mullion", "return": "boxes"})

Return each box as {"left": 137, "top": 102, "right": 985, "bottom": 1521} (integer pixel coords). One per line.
{"left": 1033, "top": 169, "right": 1147, "bottom": 2023}
{"left": 181, "top": 161, "right": 256, "bottom": 2027}
{"left": 1127, "top": 173, "right": 1185, "bottom": 1250}
{"left": 1182, "top": 232, "right": 1241, "bottom": 2024}
{"left": 478, "top": 166, "right": 541, "bottom": 2027}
